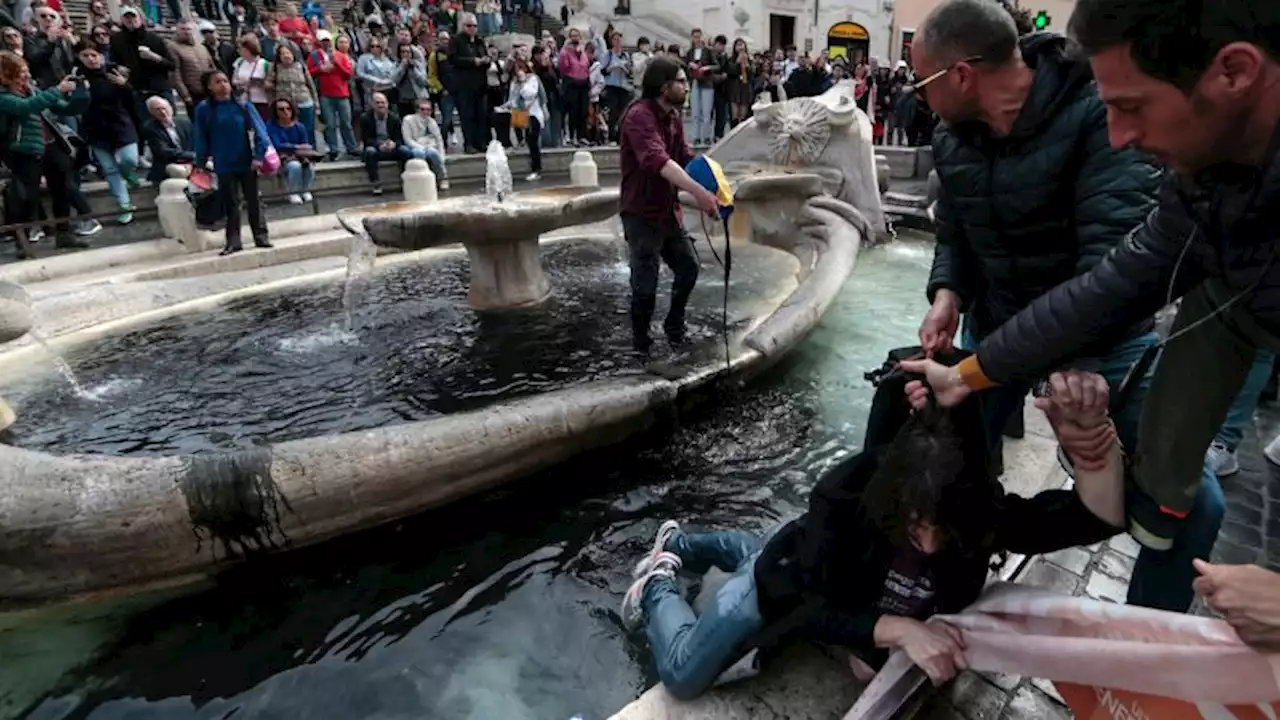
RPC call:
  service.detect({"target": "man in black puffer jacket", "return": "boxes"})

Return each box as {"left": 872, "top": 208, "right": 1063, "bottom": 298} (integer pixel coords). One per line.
{"left": 904, "top": 0, "right": 1280, "bottom": 615}
{"left": 910, "top": 0, "right": 1217, "bottom": 616}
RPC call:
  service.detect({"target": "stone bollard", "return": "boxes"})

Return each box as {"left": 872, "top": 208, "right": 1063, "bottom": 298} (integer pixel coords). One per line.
{"left": 569, "top": 150, "right": 598, "bottom": 187}
{"left": 0, "top": 280, "right": 33, "bottom": 344}
{"left": 401, "top": 158, "right": 438, "bottom": 203}
{"left": 156, "top": 177, "right": 208, "bottom": 253}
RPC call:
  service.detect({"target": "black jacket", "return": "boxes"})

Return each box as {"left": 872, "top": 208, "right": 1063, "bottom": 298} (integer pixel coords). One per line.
{"left": 142, "top": 116, "right": 195, "bottom": 183}
{"left": 752, "top": 347, "right": 1119, "bottom": 667}
{"left": 976, "top": 128, "right": 1280, "bottom": 381}
{"left": 24, "top": 33, "right": 76, "bottom": 91}
{"left": 78, "top": 64, "right": 141, "bottom": 151}
{"left": 927, "top": 33, "right": 1161, "bottom": 347}
{"left": 449, "top": 33, "right": 487, "bottom": 92}
{"left": 109, "top": 27, "right": 176, "bottom": 94}
{"left": 359, "top": 110, "right": 404, "bottom": 149}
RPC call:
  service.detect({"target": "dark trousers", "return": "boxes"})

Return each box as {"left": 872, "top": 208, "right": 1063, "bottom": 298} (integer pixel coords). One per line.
{"left": 456, "top": 88, "right": 488, "bottom": 152}
{"left": 6, "top": 147, "right": 73, "bottom": 237}
{"left": 218, "top": 170, "right": 268, "bottom": 249}
{"left": 604, "top": 85, "right": 629, "bottom": 142}
{"left": 563, "top": 78, "right": 589, "bottom": 142}
{"left": 713, "top": 93, "right": 730, "bottom": 140}
{"left": 363, "top": 145, "right": 410, "bottom": 184}
{"left": 621, "top": 212, "right": 699, "bottom": 346}
{"left": 526, "top": 115, "right": 542, "bottom": 173}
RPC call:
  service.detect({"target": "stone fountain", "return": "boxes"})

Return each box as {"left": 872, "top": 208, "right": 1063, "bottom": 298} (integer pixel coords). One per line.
{"left": 338, "top": 143, "right": 620, "bottom": 310}
{"left": 0, "top": 87, "right": 878, "bottom": 611}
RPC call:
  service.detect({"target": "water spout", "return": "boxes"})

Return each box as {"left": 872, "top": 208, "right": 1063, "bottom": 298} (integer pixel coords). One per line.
{"left": 342, "top": 232, "right": 378, "bottom": 333}
{"left": 12, "top": 286, "right": 96, "bottom": 399}
{"left": 485, "top": 140, "right": 514, "bottom": 203}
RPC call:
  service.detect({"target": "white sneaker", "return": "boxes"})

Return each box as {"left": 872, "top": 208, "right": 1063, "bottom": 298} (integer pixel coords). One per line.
{"left": 302, "top": 192, "right": 313, "bottom": 202}
{"left": 1206, "top": 440, "right": 1240, "bottom": 477}
{"left": 632, "top": 520, "right": 681, "bottom": 579}
{"left": 1264, "top": 434, "right": 1280, "bottom": 467}
{"left": 440, "top": 179, "right": 451, "bottom": 190}
{"left": 29, "top": 228, "right": 46, "bottom": 243}
{"left": 620, "top": 551, "right": 681, "bottom": 630}
{"left": 289, "top": 193, "right": 303, "bottom": 205}
{"left": 526, "top": 172, "right": 541, "bottom": 182}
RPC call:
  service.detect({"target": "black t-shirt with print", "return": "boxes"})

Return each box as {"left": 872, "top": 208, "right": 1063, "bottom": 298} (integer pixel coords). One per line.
{"left": 877, "top": 544, "right": 937, "bottom": 618}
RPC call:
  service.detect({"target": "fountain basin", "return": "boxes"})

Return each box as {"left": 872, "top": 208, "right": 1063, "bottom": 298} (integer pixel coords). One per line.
{"left": 338, "top": 187, "right": 619, "bottom": 310}
{"left": 0, "top": 184, "right": 861, "bottom": 609}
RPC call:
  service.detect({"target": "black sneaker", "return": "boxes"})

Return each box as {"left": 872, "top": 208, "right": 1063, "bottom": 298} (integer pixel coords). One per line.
{"left": 633, "top": 334, "right": 653, "bottom": 356}
{"left": 372, "top": 185, "right": 383, "bottom": 196}
{"left": 219, "top": 245, "right": 244, "bottom": 256}
{"left": 1125, "top": 485, "right": 1182, "bottom": 551}
{"left": 254, "top": 239, "right": 274, "bottom": 249}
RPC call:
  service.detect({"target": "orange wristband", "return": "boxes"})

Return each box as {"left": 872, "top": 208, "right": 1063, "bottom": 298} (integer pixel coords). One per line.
{"left": 956, "top": 355, "right": 997, "bottom": 391}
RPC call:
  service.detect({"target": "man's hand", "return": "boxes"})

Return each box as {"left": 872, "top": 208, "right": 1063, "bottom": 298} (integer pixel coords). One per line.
{"left": 900, "top": 358, "right": 971, "bottom": 408}
{"left": 139, "top": 45, "right": 162, "bottom": 62}
{"left": 1035, "top": 371, "right": 1115, "bottom": 471}
{"left": 1194, "top": 560, "right": 1280, "bottom": 653}
{"left": 106, "top": 68, "right": 128, "bottom": 86}
{"left": 919, "top": 289, "right": 960, "bottom": 355}
{"left": 56, "top": 75, "right": 78, "bottom": 94}
{"left": 694, "top": 186, "right": 720, "bottom": 217}
{"left": 380, "top": 139, "right": 395, "bottom": 151}
{"left": 876, "top": 616, "right": 967, "bottom": 686}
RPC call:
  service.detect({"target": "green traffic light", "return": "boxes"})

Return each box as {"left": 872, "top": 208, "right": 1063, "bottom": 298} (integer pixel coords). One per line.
{"left": 1033, "top": 10, "right": 1050, "bottom": 29}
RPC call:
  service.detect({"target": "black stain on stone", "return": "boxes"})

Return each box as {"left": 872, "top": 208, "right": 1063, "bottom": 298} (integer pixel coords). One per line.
{"left": 178, "top": 449, "right": 292, "bottom": 560}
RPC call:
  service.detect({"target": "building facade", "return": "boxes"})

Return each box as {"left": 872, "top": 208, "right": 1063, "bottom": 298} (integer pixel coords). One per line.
{"left": 890, "top": 0, "right": 1076, "bottom": 64}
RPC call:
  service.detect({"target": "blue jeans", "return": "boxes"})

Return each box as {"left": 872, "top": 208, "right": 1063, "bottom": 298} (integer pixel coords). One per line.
{"left": 1216, "top": 351, "right": 1276, "bottom": 451}
{"left": 690, "top": 85, "right": 714, "bottom": 144}
{"left": 643, "top": 530, "right": 765, "bottom": 701}
{"left": 964, "top": 328, "right": 1224, "bottom": 613}
{"left": 320, "top": 96, "right": 357, "bottom": 155}
{"left": 543, "top": 104, "right": 562, "bottom": 148}
{"left": 297, "top": 104, "right": 317, "bottom": 146}
{"left": 405, "top": 146, "right": 446, "bottom": 178}
{"left": 283, "top": 159, "right": 316, "bottom": 194}
{"left": 91, "top": 143, "right": 139, "bottom": 209}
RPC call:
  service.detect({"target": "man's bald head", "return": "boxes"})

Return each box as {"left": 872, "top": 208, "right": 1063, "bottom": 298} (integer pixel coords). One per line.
{"left": 916, "top": 0, "right": 1020, "bottom": 70}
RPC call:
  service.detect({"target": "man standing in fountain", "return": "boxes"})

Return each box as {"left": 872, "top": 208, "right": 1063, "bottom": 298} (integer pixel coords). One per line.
{"left": 618, "top": 55, "right": 722, "bottom": 356}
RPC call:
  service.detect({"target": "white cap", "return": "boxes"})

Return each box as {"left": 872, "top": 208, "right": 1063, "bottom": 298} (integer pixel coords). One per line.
{"left": 316, "top": 29, "right": 333, "bottom": 41}
{"left": 896, "top": 59, "right": 908, "bottom": 69}
{"left": 120, "top": 5, "right": 139, "bottom": 15}
{"left": 197, "top": 18, "right": 216, "bottom": 31}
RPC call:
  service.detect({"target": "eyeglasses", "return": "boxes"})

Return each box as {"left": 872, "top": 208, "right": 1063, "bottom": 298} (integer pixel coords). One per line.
{"left": 911, "top": 55, "right": 983, "bottom": 97}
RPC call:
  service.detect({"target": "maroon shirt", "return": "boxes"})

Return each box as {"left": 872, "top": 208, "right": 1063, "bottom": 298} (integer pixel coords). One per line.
{"left": 619, "top": 98, "right": 694, "bottom": 229}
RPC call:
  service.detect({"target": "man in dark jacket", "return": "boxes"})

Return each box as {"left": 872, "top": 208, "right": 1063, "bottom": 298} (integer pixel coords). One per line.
{"left": 910, "top": 0, "right": 1215, "bottom": 615}
{"left": 25, "top": 7, "right": 76, "bottom": 91}
{"left": 110, "top": 6, "right": 176, "bottom": 110}
{"left": 905, "top": 0, "right": 1280, "bottom": 609}
{"left": 142, "top": 95, "right": 195, "bottom": 184}
{"left": 359, "top": 91, "right": 410, "bottom": 194}
{"left": 449, "top": 12, "right": 489, "bottom": 153}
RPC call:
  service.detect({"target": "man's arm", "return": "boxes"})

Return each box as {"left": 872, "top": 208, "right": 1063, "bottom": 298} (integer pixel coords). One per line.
{"left": 961, "top": 178, "right": 1205, "bottom": 388}
{"left": 1072, "top": 98, "right": 1162, "bottom": 275}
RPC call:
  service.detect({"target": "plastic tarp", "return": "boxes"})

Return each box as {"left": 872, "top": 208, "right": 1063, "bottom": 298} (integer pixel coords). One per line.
{"left": 845, "top": 582, "right": 1280, "bottom": 719}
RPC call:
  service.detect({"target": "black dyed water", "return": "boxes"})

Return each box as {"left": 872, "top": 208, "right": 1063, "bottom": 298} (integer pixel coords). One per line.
{"left": 2, "top": 239, "right": 796, "bottom": 457}
{"left": 2, "top": 238, "right": 935, "bottom": 720}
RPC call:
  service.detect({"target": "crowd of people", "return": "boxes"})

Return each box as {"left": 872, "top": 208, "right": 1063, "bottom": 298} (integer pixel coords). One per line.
{"left": 0, "top": 0, "right": 941, "bottom": 258}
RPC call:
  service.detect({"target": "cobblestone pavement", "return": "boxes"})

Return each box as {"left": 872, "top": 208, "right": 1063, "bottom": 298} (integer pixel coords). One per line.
{"left": 908, "top": 405, "right": 1280, "bottom": 719}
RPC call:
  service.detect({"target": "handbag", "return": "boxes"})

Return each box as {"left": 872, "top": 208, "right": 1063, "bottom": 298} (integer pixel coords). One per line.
{"left": 510, "top": 107, "right": 529, "bottom": 129}
{"left": 241, "top": 102, "right": 281, "bottom": 175}
{"left": 186, "top": 171, "right": 225, "bottom": 229}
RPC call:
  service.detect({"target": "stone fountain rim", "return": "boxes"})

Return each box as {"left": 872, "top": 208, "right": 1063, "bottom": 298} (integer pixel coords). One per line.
{"left": 0, "top": 201, "right": 862, "bottom": 610}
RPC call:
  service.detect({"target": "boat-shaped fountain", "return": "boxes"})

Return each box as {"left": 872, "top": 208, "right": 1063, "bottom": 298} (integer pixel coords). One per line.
{"left": 0, "top": 84, "right": 882, "bottom": 610}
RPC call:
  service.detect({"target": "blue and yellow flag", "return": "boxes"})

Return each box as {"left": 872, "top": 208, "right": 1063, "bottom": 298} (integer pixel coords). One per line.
{"left": 684, "top": 154, "right": 735, "bottom": 220}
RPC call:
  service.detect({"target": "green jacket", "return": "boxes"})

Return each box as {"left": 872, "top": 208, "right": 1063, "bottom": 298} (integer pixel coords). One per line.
{"left": 0, "top": 86, "right": 84, "bottom": 158}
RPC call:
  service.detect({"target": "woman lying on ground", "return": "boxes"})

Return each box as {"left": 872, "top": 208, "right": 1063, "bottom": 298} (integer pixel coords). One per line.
{"left": 619, "top": 357, "right": 1126, "bottom": 699}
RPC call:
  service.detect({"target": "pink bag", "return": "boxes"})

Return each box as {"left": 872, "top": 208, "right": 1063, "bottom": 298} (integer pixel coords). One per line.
{"left": 260, "top": 145, "right": 281, "bottom": 176}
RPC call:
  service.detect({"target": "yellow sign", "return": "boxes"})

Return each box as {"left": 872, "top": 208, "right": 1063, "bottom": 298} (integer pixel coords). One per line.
{"left": 828, "top": 45, "right": 848, "bottom": 59}
{"left": 827, "top": 21, "right": 869, "bottom": 41}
